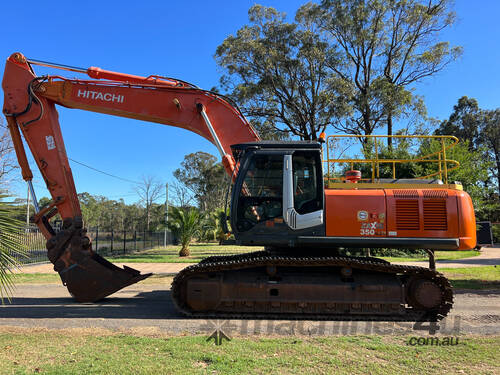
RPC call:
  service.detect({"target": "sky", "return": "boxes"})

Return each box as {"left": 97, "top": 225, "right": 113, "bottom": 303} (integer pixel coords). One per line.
{"left": 1, "top": 0, "right": 499, "bottom": 205}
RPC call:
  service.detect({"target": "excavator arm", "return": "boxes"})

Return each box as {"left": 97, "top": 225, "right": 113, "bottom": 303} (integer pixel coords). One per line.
{"left": 2, "top": 52, "right": 259, "bottom": 301}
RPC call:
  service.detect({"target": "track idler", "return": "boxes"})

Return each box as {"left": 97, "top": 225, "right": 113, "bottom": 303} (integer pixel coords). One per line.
{"left": 46, "top": 216, "right": 152, "bottom": 302}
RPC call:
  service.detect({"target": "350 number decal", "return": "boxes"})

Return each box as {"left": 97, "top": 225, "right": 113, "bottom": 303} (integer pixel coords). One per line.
{"left": 360, "top": 228, "right": 375, "bottom": 235}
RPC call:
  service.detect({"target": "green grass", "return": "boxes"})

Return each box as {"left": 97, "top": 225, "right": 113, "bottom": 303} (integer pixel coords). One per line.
{"left": 11, "top": 273, "right": 60, "bottom": 284}
{"left": 106, "top": 244, "right": 480, "bottom": 264}
{"left": 381, "top": 250, "right": 480, "bottom": 263}
{"left": 440, "top": 266, "right": 500, "bottom": 290}
{"left": 11, "top": 273, "right": 173, "bottom": 285}
{"left": 0, "top": 330, "right": 498, "bottom": 375}
{"left": 107, "top": 243, "right": 262, "bottom": 263}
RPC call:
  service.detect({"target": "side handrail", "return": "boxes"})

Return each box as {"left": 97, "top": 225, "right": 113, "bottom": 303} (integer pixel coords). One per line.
{"left": 323, "top": 134, "right": 460, "bottom": 185}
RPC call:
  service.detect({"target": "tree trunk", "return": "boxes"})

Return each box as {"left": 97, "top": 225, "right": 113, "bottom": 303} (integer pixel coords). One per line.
{"left": 179, "top": 245, "right": 190, "bottom": 257}
{"left": 387, "top": 112, "right": 393, "bottom": 151}
{"left": 146, "top": 205, "right": 150, "bottom": 231}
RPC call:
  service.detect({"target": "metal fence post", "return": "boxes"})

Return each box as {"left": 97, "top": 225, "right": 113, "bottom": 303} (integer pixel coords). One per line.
{"left": 111, "top": 229, "right": 114, "bottom": 254}
{"left": 123, "top": 230, "right": 126, "bottom": 254}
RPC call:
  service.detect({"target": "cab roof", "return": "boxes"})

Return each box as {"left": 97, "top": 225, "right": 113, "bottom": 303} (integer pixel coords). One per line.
{"left": 230, "top": 140, "right": 321, "bottom": 153}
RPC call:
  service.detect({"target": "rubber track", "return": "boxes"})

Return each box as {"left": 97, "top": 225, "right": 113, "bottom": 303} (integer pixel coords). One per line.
{"left": 171, "top": 252, "right": 453, "bottom": 322}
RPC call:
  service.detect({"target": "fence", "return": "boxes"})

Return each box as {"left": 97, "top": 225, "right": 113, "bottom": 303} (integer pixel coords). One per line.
{"left": 11, "top": 226, "right": 176, "bottom": 265}
{"left": 88, "top": 227, "right": 176, "bottom": 257}
{"left": 14, "top": 227, "right": 47, "bottom": 264}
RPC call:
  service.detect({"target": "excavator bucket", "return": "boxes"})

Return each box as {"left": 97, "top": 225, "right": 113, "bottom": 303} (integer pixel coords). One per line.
{"left": 46, "top": 217, "right": 152, "bottom": 302}
{"left": 59, "top": 253, "right": 152, "bottom": 303}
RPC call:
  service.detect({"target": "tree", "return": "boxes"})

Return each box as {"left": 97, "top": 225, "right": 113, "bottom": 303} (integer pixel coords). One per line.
{"left": 78, "top": 192, "right": 166, "bottom": 232}
{"left": 134, "top": 176, "right": 163, "bottom": 231}
{"left": 435, "top": 96, "right": 481, "bottom": 150}
{"left": 0, "top": 196, "right": 27, "bottom": 302}
{"left": 480, "top": 109, "right": 500, "bottom": 198}
{"left": 167, "top": 207, "right": 202, "bottom": 257}
{"left": 170, "top": 180, "right": 194, "bottom": 209}
{"left": 173, "top": 152, "right": 226, "bottom": 213}
{"left": 0, "top": 119, "right": 18, "bottom": 188}
{"left": 433, "top": 97, "right": 500, "bottom": 219}
{"left": 122, "top": 203, "right": 144, "bottom": 231}
{"left": 215, "top": 5, "right": 349, "bottom": 140}
{"left": 416, "top": 139, "right": 494, "bottom": 218}
{"left": 300, "top": 0, "right": 461, "bottom": 146}
{"left": 199, "top": 209, "right": 227, "bottom": 243}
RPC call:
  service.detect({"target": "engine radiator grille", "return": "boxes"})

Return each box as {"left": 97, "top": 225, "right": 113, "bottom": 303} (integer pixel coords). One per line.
{"left": 395, "top": 200, "right": 420, "bottom": 230}
{"left": 423, "top": 200, "right": 448, "bottom": 231}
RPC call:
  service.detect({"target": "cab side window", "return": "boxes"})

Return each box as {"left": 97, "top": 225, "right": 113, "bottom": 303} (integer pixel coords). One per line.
{"left": 292, "top": 153, "right": 322, "bottom": 214}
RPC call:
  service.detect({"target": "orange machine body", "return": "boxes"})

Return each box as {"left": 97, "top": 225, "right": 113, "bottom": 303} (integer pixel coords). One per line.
{"left": 325, "top": 187, "right": 476, "bottom": 250}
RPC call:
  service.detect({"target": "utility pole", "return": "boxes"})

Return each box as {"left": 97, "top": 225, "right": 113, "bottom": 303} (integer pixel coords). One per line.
{"left": 164, "top": 182, "right": 169, "bottom": 247}
{"left": 26, "top": 183, "right": 30, "bottom": 226}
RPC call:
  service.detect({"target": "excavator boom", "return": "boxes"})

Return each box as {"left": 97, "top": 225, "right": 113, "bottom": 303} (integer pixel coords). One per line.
{"left": 2, "top": 52, "right": 258, "bottom": 302}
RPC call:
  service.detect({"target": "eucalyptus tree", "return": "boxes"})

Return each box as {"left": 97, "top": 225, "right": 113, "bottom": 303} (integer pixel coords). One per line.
{"left": 480, "top": 109, "right": 500, "bottom": 198}
{"left": 216, "top": 4, "right": 349, "bottom": 140}
{"left": 173, "top": 152, "right": 226, "bottom": 213}
{"left": 298, "top": 0, "right": 462, "bottom": 147}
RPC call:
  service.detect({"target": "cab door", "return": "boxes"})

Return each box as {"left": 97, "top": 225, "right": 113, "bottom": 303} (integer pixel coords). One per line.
{"left": 283, "top": 152, "right": 323, "bottom": 230}
{"left": 233, "top": 151, "right": 285, "bottom": 234}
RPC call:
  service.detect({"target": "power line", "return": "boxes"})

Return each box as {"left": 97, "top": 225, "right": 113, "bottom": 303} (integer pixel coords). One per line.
{"left": 31, "top": 182, "right": 138, "bottom": 199}
{"left": 68, "top": 157, "right": 141, "bottom": 185}
{"left": 28, "top": 159, "right": 140, "bottom": 186}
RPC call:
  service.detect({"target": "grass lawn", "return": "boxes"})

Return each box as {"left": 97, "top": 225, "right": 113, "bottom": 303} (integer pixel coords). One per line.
{"left": 106, "top": 243, "right": 480, "bottom": 264}
{"left": 440, "top": 266, "right": 500, "bottom": 289}
{"left": 107, "top": 243, "right": 262, "bottom": 263}
{"left": 0, "top": 330, "right": 498, "bottom": 375}
{"left": 381, "top": 250, "right": 480, "bottom": 263}
{"left": 11, "top": 273, "right": 173, "bottom": 285}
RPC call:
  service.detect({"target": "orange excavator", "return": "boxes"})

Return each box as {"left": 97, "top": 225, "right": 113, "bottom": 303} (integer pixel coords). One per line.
{"left": 2, "top": 52, "right": 476, "bottom": 321}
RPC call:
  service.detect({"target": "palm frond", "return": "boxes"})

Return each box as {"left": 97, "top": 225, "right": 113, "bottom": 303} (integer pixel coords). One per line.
{"left": 0, "top": 195, "right": 28, "bottom": 303}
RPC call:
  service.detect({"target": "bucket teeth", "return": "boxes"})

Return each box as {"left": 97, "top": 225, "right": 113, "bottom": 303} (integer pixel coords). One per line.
{"left": 47, "top": 216, "right": 152, "bottom": 302}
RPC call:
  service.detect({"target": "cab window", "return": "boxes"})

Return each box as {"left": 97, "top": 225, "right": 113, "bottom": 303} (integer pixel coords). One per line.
{"left": 293, "top": 152, "right": 322, "bottom": 214}
{"left": 236, "top": 154, "right": 283, "bottom": 232}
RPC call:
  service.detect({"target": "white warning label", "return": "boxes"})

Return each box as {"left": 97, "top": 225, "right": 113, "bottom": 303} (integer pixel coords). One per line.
{"left": 46, "top": 135, "right": 55, "bottom": 150}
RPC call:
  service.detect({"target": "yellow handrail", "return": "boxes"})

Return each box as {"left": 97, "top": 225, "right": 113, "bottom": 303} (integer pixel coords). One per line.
{"left": 323, "top": 134, "right": 460, "bottom": 185}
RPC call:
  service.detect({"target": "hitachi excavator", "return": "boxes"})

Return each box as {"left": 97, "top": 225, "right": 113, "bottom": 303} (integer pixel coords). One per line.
{"left": 2, "top": 52, "right": 476, "bottom": 321}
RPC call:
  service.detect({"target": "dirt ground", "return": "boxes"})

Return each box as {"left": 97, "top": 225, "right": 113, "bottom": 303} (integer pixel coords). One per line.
{"left": 0, "top": 282, "right": 498, "bottom": 337}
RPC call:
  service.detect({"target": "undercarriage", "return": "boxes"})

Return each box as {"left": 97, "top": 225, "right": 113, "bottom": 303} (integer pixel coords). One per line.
{"left": 172, "top": 251, "right": 453, "bottom": 321}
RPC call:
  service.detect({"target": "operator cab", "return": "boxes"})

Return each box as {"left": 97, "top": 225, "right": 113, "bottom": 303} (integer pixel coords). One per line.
{"left": 230, "top": 141, "right": 325, "bottom": 246}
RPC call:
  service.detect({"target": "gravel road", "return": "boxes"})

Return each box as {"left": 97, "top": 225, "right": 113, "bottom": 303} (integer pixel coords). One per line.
{"left": 1, "top": 282, "right": 498, "bottom": 337}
